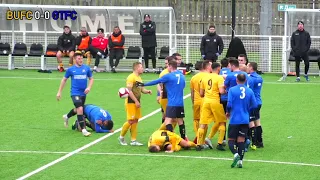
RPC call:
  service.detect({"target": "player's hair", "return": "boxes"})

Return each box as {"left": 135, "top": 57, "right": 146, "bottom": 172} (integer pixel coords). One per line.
{"left": 211, "top": 62, "right": 221, "bottom": 70}
{"left": 168, "top": 60, "right": 178, "bottom": 69}
{"left": 165, "top": 56, "right": 175, "bottom": 61}
{"left": 202, "top": 60, "right": 211, "bottom": 70}
{"left": 63, "top": 25, "right": 70, "bottom": 29}
{"left": 237, "top": 74, "right": 246, "bottom": 83}
{"left": 74, "top": 50, "right": 83, "bottom": 57}
{"left": 209, "top": 25, "right": 215, "bottom": 29}
{"left": 195, "top": 61, "right": 203, "bottom": 70}
{"left": 104, "top": 120, "right": 113, "bottom": 130}
{"left": 238, "top": 54, "right": 247, "bottom": 60}
{"left": 148, "top": 145, "right": 159, "bottom": 153}
{"left": 228, "top": 58, "right": 239, "bottom": 68}
{"left": 132, "top": 62, "right": 142, "bottom": 70}
{"left": 220, "top": 58, "right": 229, "bottom": 68}
{"left": 97, "top": 28, "right": 104, "bottom": 33}
{"left": 248, "top": 62, "right": 258, "bottom": 71}
{"left": 172, "top": 53, "right": 181, "bottom": 60}
{"left": 114, "top": 26, "right": 120, "bottom": 29}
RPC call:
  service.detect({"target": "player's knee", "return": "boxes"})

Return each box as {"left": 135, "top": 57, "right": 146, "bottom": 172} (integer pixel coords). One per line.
{"left": 148, "top": 145, "right": 160, "bottom": 153}
{"left": 254, "top": 120, "right": 261, "bottom": 126}
{"left": 218, "top": 124, "right": 226, "bottom": 131}
{"left": 199, "top": 124, "right": 207, "bottom": 129}
{"left": 237, "top": 136, "right": 245, "bottom": 143}
{"left": 249, "top": 121, "right": 255, "bottom": 128}
{"left": 76, "top": 106, "right": 83, "bottom": 113}
{"left": 69, "top": 51, "right": 74, "bottom": 57}
{"left": 56, "top": 51, "right": 62, "bottom": 58}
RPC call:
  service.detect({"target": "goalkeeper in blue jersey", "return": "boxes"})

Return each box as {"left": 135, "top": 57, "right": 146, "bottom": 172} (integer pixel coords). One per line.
{"left": 69, "top": 104, "right": 114, "bottom": 133}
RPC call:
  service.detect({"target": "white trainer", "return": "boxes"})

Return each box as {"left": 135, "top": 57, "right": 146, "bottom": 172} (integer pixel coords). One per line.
{"left": 118, "top": 137, "right": 128, "bottom": 146}
{"left": 130, "top": 140, "right": 143, "bottom": 146}
{"left": 82, "top": 129, "right": 91, "bottom": 137}
{"left": 62, "top": 114, "right": 68, "bottom": 128}
{"left": 205, "top": 137, "right": 213, "bottom": 149}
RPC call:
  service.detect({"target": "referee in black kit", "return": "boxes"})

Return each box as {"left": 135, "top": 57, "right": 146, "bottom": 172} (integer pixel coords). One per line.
{"left": 140, "top": 14, "right": 157, "bottom": 73}
{"left": 290, "top": 21, "right": 311, "bottom": 82}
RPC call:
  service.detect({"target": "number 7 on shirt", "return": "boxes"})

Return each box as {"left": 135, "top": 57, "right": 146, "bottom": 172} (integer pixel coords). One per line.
{"left": 176, "top": 74, "right": 180, "bottom": 84}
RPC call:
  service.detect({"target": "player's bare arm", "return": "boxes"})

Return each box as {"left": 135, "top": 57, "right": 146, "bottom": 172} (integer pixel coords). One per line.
{"left": 84, "top": 77, "right": 94, "bottom": 94}
{"left": 156, "top": 84, "right": 162, "bottom": 104}
{"left": 199, "top": 88, "right": 205, "bottom": 98}
{"left": 56, "top": 77, "right": 68, "bottom": 101}
{"left": 219, "top": 87, "right": 226, "bottom": 94}
{"left": 142, "top": 87, "right": 152, "bottom": 94}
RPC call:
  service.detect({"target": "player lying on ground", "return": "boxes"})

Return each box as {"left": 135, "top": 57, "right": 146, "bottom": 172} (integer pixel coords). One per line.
{"left": 148, "top": 130, "right": 197, "bottom": 153}
{"left": 136, "top": 60, "right": 188, "bottom": 141}
{"left": 65, "top": 104, "right": 114, "bottom": 133}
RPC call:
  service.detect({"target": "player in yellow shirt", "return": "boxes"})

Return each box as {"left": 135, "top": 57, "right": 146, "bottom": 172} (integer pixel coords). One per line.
{"left": 157, "top": 56, "right": 173, "bottom": 123}
{"left": 118, "top": 62, "right": 152, "bottom": 146}
{"left": 190, "top": 60, "right": 210, "bottom": 143}
{"left": 148, "top": 130, "right": 196, "bottom": 153}
{"left": 197, "top": 62, "right": 227, "bottom": 151}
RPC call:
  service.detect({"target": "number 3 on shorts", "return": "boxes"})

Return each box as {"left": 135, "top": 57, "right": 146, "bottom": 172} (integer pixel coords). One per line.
{"left": 240, "top": 87, "right": 246, "bottom": 99}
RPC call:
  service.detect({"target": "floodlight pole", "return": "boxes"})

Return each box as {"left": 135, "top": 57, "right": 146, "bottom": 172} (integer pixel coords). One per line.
{"left": 231, "top": 0, "right": 235, "bottom": 39}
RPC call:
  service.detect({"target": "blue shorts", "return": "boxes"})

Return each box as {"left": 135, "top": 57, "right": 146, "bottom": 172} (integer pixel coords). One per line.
{"left": 166, "top": 106, "right": 185, "bottom": 118}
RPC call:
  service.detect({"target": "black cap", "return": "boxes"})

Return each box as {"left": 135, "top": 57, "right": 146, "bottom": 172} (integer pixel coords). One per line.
{"left": 297, "top": 21, "right": 304, "bottom": 25}
{"left": 144, "top": 14, "right": 151, "bottom": 19}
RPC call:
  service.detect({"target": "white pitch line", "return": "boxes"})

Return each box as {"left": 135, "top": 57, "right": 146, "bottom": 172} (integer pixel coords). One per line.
{"left": 1, "top": 150, "right": 319, "bottom": 168}
{"left": 16, "top": 94, "right": 191, "bottom": 180}
{"left": 0, "top": 76, "right": 319, "bottom": 85}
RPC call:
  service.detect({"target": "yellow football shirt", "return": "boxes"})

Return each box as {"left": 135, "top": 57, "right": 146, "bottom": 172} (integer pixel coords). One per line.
{"left": 126, "top": 73, "right": 142, "bottom": 103}
{"left": 190, "top": 71, "right": 207, "bottom": 105}
{"left": 148, "top": 130, "right": 179, "bottom": 151}
{"left": 200, "top": 73, "right": 224, "bottom": 103}
{"left": 159, "top": 68, "right": 169, "bottom": 99}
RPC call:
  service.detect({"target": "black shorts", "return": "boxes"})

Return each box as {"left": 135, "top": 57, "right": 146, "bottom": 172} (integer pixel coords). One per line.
{"left": 228, "top": 124, "right": 249, "bottom": 139}
{"left": 250, "top": 105, "right": 262, "bottom": 122}
{"left": 166, "top": 106, "right": 185, "bottom": 118}
{"left": 221, "top": 100, "right": 227, "bottom": 113}
{"left": 71, "top": 95, "right": 86, "bottom": 108}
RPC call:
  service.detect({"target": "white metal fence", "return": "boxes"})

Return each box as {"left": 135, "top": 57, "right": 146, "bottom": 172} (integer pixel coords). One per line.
{"left": 0, "top": 31, "right": 320, "bottom": 74}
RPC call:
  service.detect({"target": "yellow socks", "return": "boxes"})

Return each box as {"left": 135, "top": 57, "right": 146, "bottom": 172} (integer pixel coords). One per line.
{"left": 218, "top": 124, "right": 226, "bottom": 145}
{"left": 197, "top": 128, "right": 205, "bottom": 145}
{"left": 188, "top": 141, "right": 196, "bottom": 148}
{"left": 120, "top": 121, "right": 131, "bottom": 137}
{"left": 208, "top": 123, "right": 219, "bottom": 139}
{"left": 130, "top": 123, "right": 138, "bottom": 141}
{"left": 193, "top": 120, "right": 199, "bottom": 135}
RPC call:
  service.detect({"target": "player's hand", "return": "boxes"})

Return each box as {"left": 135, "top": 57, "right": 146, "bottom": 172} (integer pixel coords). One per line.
{"left": 135, "top": 101, "right": 141, "bottom": 108}
{"left": 109, "top": 129, "right": 114, "bottom": 133}
{"left": 165, "top": 150, "right": 174, "bottom": 153}
{"left": 147, "top": 90, "right": 152, "bottom": 95}
{"left": 157, "top": 96, "right": 161, "bottom": 104}
{"left": 135, "top": 81, "right": 144, "bottom": 87}
{"left": 67, "top": 50, "right": 69, "bottom": 53}
{"left": 84, "top": 88, "right": 91, "bottom": 94}
{"left": 226, "top": 113, "right": 230, "bottom": 119}
{"left": 56, "top": 92, "right": 61, "bottom": 101}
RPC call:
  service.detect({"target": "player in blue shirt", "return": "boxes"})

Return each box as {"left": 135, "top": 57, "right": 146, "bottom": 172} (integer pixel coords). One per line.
{"left": 226, "top": 74, "right": 257, "bottom": 168}
{"left": 136, "top": 60, "right": 188, "bottom": 140}
{"left": 224, "top": 58, "right": 249, "bottom": 90}
{"left": 71, "top": 104, "right": 114, "bottom": 133}
{"left": 247, "top": 62, "right": 264, "bottom": 148}
{"left": 56, "top": 51, "right": 94, "bottom": 137}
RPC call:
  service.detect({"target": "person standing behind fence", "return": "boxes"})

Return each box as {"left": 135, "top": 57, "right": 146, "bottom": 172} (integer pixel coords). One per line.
{"left": 90, "top": 28, "right": 108, "bottom": 73}
{"left": 140, "top": 14, "right": 157, "bottom": 73}
{"left": 56, "top": 25, "right": 76, "bottom": 72}
{"left": 200, "top": 25, "right": 224, "bottom": 63}
{"left": 108, "top": 26, "right": 125, "bottom": 73}
{"left": 76, "top": 27, "right": 92, "bottom": 66}
{"left": 290, "top": 21, "right": 311, "bottom": 82}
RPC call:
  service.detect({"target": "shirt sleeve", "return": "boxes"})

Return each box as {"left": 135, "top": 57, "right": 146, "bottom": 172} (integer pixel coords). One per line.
{"left": 144, "top": 75, "right": 168, "bottom": 86}
{"left": 190, "top": 78, "right": 194, "bottom": 89}
{"left": 218, "top": 76, "right": 224, "bottom": 88}
{"left": 224, "top": 75, "right": 230, "bottom": 88}
{"left": 94, "top": 121, "right": 110, "bottom": 133}
{"left": 226, "top": 89, "right": 232, "bottom": 113}
{"left": 87, "top": 66, "right": 93, "bottom": 78}
{"left": 200, "top": 76, "right": 206, "bottom": 90}
{"left": 126, "top": 75, "right": 134, "bottom": 88}
{"left": 64, "top": 68, "right": 71, "bottom": 78}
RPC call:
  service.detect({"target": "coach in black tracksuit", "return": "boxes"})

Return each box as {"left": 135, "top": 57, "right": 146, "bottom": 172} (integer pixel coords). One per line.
{"left": 140, "top": 14, "right": 157, "bottom": 72}
{"left": 290, "top": 21, "right": 311, "bottom": 81}
{"left": 200, "top": 25, "right": 224, "bottom": 62}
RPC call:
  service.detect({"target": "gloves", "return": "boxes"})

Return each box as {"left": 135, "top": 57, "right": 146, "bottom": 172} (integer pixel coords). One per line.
{"left": 215, "top": 53, "right": 220, "bottom": 57}
{"left": 136, "top": 81, "right": 144, "bottom": 87}
{"left": 201, "top": 55, "right": 205, "bottom": 59}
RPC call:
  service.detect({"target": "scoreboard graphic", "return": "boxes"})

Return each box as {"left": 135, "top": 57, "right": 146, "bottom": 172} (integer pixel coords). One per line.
{"left": 6, "top": 10, "right": 77, "bottom": 20}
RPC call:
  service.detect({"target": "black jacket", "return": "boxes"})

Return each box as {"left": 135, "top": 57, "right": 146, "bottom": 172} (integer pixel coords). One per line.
{"left": 108, "top": 31, "right": 125, "bottom": 49}
{"left": 290, "top": 29, "right": 311, "bottom": 56}
{"left": 226, "top": 37, "right": 247, "bottom": 59}
{"left": 139, "top": 21, "right": 157, "bottom": 48}
{"left": 57, "top": 31, "right": 76, "bottom": 51}
{"left": 200, "top": 32, "right": 224, "bottom": 59}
